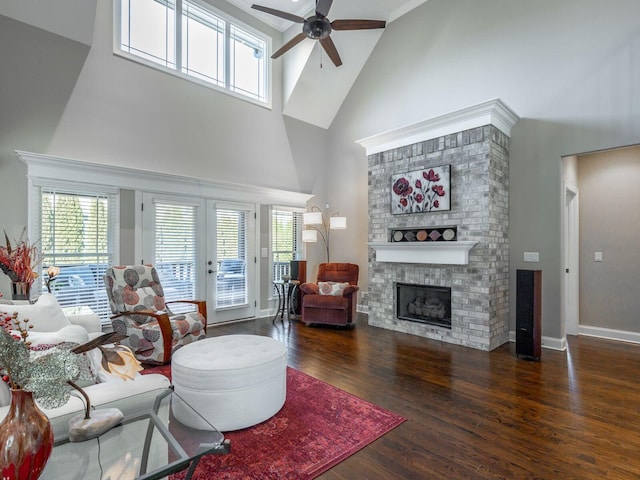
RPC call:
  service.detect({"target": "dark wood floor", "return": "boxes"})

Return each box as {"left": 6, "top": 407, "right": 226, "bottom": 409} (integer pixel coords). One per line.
{"left": 209, "top": 313, "right": 640, "bottom": 479}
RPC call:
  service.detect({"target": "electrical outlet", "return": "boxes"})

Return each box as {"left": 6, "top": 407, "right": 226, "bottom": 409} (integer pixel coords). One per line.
{"left": 595, "top": 252, "right": 603, "bottom": 262}
{"left": 524, "top": 252, "right": 539, "bottom": 262}
{"left": 362, "top": 291, "right": 369, "bottom": 300}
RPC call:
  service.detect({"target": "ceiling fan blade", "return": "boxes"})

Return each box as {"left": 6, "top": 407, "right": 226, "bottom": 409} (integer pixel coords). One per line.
{"left": 320, "top": 36, "right": 342, "bottom": 67}
{"left": 272, "top": 33, "right": 308, "bottom": 59}
{"left": 331, "top": 19, "right": 386, "bottom": 31}
{"left": 251, "top": 4, "right": 305, "bottom": 23}
{"left": 315, "top": 0, "right": 334, "bottom": 18}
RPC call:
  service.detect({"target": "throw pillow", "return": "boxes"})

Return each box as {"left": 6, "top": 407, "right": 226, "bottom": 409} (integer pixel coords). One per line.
{"left": 87, "top": 344, "right": 143, "bottom": 383}
{"left": 23, "top": 324, "right": 90, "bottom": 347}
{"left": 4, "top": 293, "right": 69, "bottom": 332}
{"left": 318, "top": 281, "right": 350, "bottom": 296}
{"left": 30, "top": 341, "right": 100, "bottom": 388}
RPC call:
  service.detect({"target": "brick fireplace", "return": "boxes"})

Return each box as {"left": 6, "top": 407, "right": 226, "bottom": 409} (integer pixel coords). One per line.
{"left": 358, "top": 99, "right": 519, "bottom": 351}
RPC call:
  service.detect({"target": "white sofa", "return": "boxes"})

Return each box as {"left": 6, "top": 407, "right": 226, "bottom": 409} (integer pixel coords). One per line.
{"left": 0, "top": 294, "right": 170, "bottom": 440}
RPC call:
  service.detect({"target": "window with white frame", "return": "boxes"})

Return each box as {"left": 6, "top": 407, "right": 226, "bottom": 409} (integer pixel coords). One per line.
{"left": 116, "top": 0, "right": 269, "bottom": 104}
{"left": 271, "top": 208, "right": 303, "bottom": 292}
{"left": 33, "top": 184, "right": 119, "bottom": 323}
{"left": 152, "top": 200, "right": 198, "bottom": 308}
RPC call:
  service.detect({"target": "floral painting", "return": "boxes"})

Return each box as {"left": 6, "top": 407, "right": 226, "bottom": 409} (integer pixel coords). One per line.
{"left": 391, "top": 165, "right": 451, "bottom": 214}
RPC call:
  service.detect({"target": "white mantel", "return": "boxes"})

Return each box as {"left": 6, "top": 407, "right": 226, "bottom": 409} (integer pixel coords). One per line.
{"left": 356, "top": 98, "right": 519, "bottom": 155}
{"left": 368, "top": 241, "right": 478, "bottom": 265}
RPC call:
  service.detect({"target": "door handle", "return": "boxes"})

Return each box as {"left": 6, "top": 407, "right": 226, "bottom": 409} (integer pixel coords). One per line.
{"left": 208, "top": 269, "right": 216, "bottom": 274}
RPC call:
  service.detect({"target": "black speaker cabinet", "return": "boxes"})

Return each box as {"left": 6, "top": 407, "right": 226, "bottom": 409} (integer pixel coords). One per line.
{"left": 516, "top": 269, "right": 542, "bottom": 361}
{"left": 290, "top": 260, "right": 306, "bottom": 283}
{"left": 290, "top": 260, "right": 307, "bottom": 315}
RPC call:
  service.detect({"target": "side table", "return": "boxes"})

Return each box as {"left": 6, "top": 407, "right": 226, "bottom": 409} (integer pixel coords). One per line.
{"left": 272, "top": 280, "right": 300, "bottom": 324}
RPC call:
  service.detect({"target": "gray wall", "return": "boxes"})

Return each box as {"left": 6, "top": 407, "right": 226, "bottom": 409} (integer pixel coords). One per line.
{"left": 44, "top": 0, "right": 325, "bottom": 193}
{"left": 3, "top": 0, "right": 640, "bottom": 340}
{"left": 578, "top": 146, "right": 640, "bottom": 332}
{"left": 0, "top": 14, "right": 90, "bottom": 295}
{"left": 0, "top": 0, "right": 327, "bottom": 299}
{"left": 326, "top": 0, "right": 640, "bottom": 340}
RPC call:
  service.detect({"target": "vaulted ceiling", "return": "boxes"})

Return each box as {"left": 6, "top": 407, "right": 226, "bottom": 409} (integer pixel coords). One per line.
{"left": 0, "top": 0, "right": 427, "bottom": 132}
{"left": 228, "top": 0, "right": 428, "bottom": 128}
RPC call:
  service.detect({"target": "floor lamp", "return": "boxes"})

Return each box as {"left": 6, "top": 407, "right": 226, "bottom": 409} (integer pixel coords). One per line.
{"left": 302, "top": 206, "right": 347, "bottom": 263}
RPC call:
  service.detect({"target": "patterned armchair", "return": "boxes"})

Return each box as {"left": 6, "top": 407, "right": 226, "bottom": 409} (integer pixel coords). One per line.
{"left": 299, "top": 263, "right": 359, "bottom": 328}
{"left": 104, "top": 265, "right": 207, "bottom": 364}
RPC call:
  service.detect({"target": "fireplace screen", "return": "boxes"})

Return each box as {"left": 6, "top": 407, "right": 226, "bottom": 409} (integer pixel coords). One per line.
{"left": 396, "top": 283, "right": 451, "bottom": 328}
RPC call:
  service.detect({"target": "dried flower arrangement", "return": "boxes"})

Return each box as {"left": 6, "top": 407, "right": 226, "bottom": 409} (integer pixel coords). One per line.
{"left": 0, "top": 228, "right": 41, "bottom": 285}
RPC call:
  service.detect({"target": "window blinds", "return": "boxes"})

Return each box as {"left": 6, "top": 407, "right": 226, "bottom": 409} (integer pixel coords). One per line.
{"left": 36, "top": 187, "right": 118, "bottom": 322}
{"left": 271, "top": 209, "right": 303, "bottom": 287}
{"left": 153, "top": 201, "right": 198, "bottom": 306}
{"left": 216, "top": 208, "right": 247, "bottom": 308}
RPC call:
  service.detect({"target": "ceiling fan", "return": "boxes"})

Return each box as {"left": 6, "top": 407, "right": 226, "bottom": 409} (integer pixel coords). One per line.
{"left": 251, "top": 0, "right": 386, "bottom": 67}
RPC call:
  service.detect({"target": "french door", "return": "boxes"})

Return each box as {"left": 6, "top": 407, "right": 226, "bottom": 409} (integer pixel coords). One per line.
{"left": 207, "top": 201, "right": 256, "bottom": 323}
{"left": 140, "top": 194, "right": 206, "bottom": 311}
{"left": 140, "top": 194, "right": 256, "bottom": 324}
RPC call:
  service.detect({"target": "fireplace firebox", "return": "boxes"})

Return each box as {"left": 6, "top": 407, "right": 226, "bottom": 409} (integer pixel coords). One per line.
{"left": 396, "top": 283, "right": 451, "bottom": 328}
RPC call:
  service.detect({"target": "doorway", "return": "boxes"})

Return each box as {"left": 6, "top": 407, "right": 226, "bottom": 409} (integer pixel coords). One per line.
{"left": 563, "top": 183, "right": 579, "bottom": 336}
{"left": 207, "top": 201, "right": 257, "bottom": 323}
{"left": 140, "top": 194, "right": 257, "bottom": 325}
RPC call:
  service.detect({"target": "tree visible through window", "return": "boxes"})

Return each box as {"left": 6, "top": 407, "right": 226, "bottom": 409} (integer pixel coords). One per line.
{"left": 38, "top": 188, "right": 117, "bottom": 321}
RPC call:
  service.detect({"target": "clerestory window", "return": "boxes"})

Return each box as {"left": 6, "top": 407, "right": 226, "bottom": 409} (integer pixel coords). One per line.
{"left": 115, "top": 0, "right": 270, "bottom": 105}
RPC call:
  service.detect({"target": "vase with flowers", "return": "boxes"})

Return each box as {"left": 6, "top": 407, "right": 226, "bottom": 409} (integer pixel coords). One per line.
{"left": 0, "top": 311, "right": 81, "bottom": 480}
{"left": 0, "top": 229, "right": 40, "bottom": 301}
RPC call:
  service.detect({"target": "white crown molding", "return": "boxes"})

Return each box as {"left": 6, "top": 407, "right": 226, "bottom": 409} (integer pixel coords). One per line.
{"left": 356, "top": 98, "right": 520, "bottom": 155}
{"left": 16, "top": 150, "right": 313, "bottom": 207}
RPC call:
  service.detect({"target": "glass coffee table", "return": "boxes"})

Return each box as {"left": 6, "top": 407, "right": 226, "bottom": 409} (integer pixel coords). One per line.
{"left": 41, "top": 387, "right": 230, "bottom": 480}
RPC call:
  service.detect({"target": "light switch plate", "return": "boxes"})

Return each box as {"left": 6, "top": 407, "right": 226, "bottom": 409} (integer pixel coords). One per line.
{"left": 261, "top": 247, "right": 268, "bottom": 258}
{"left": 524, "top": 252, "right": 539, "bottom": 262}
{"left": 595, "top": 252, "right": 603, "bottom": 262}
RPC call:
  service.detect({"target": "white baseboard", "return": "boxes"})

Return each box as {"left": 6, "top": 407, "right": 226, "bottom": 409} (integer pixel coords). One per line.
{"left": 509, "top": 326, "right": 640, "bottom": 351}
{"left": 508, "top": 331, "right": 567, "bottom": 351}
{"left": 578, "top": 325, "right": 640, "bottom": 345}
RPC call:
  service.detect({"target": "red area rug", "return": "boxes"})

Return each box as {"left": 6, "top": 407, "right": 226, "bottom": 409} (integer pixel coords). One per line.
{"left": 142, "top": 365, "right": 405, "bottom": 479}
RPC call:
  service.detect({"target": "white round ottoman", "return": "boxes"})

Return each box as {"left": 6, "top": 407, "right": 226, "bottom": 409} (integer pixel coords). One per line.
{"left": 171, "top": 335, "right": 287, "bottom": 432}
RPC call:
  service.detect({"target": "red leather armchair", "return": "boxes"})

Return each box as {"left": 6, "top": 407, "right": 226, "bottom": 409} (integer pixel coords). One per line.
{"left": 299, "top": 263, "right": 359, "bottom": 327}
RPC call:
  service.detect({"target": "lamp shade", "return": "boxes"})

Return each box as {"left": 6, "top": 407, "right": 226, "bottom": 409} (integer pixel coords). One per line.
{"left": 302, "top": 229, "right": 317, "bottom": 242}
{"left": 330, "top": 216, "right": 347, "bottom": 229}
{"left": 303, "top": 212, "right": 323, "bottom": 225}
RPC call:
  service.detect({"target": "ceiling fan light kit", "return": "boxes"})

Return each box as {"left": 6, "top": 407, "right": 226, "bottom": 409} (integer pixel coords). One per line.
{"left": 251, "top": 0, "right": 386, "bottom": 67}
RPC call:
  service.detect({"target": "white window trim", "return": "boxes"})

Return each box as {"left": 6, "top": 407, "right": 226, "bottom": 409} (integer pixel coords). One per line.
{"left": 269, "top": 205, "right": 306, "bottom": 300}
{"left": 28, "top": 179, "right": 120, "bottom": 326}
{"left": 18, "top": 150, "right": 312, "bottom": 318}
{"left": 17, "top": 151, "right": 312, "bottom": 206}
{"left": 113, "top": 0, "right": 272, "bottom": 109}
{"left": 27, "top": 178, "right": 120, "bottom": 260}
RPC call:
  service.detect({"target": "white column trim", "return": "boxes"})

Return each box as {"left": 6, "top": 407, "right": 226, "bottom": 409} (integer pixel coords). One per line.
{"left": 16, "top": 150, "right": 313, "bottom": 207}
